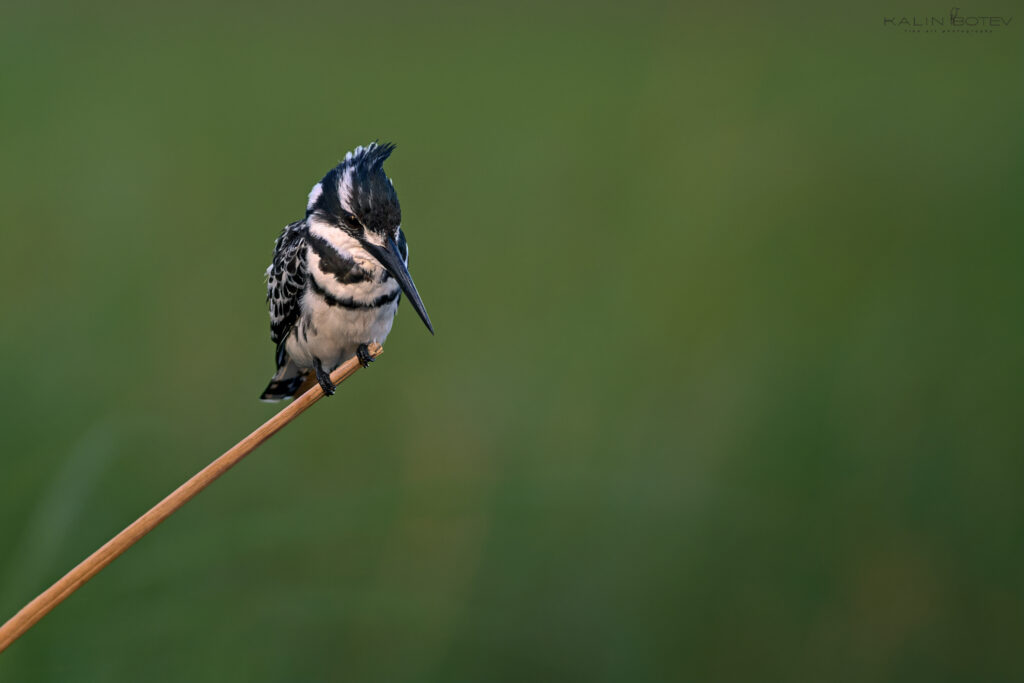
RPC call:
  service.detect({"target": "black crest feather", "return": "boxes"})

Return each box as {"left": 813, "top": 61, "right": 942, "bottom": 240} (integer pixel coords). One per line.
{"left": 310, "top": 142, "right": 401, "bottom": 237}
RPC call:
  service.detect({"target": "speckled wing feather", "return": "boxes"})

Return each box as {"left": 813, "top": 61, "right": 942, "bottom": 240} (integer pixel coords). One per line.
{"left": 266, "top": 220, "right": 309, "bottom": 368}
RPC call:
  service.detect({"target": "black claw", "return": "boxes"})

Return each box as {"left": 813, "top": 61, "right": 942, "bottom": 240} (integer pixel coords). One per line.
{"left": 357, "top": 343, "right": 375, "bottom": 369}
{"left": 313, "top": 359, "right": 336, "bottom": 396}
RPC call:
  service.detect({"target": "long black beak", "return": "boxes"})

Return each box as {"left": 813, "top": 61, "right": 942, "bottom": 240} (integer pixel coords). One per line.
{"left": 365, "top": 235, "right": 434, "bottom": 334}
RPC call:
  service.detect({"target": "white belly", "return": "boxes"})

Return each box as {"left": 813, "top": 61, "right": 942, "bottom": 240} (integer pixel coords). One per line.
{"left": 285, "top": 287, "right": 399, "bottom": 371}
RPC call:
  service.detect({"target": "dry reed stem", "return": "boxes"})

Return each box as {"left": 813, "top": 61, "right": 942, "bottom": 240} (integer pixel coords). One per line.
{"left": 0, "top": 342, "right": 383, "bottom": 654}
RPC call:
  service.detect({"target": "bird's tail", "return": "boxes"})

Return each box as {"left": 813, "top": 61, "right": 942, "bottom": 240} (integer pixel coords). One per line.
{"left": 259, "top": 361, "right": 311, "bottom": 401}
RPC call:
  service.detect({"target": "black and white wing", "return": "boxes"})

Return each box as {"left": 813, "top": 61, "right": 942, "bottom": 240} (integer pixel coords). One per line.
{"left": 266, "top": 219, "right": 309, "bottom": 367}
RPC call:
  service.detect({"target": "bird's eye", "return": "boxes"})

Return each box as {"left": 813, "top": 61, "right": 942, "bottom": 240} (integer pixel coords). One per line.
{"left": 340, "top": 211, "right": 361, "bottom": 229}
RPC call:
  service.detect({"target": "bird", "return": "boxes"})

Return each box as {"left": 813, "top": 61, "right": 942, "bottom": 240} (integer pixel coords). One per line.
{"left": 260, "top": 142, "right": 433, "bottom": 401}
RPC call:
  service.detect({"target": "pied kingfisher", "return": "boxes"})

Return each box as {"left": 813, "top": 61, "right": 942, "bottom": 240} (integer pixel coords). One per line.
{"left": 261, "top": 142, "right": 433, "bottom": 401}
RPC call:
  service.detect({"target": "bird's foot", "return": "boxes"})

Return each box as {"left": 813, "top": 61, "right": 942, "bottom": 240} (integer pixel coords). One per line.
{"left": 313, "top": 359, "right": 336, "bottom": 396}
{"left": 356, "top": 343, "right": 375, "bottom": 369}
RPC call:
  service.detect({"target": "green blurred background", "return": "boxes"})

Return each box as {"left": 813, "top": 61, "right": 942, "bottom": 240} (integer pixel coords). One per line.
{"left": 1, "top": 0, "right": 1022, "bottom": 680}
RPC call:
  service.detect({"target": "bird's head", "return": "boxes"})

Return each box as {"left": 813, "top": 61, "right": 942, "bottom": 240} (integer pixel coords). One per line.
{"left": 305, "top": 142, "right": 433, "bottom": 334}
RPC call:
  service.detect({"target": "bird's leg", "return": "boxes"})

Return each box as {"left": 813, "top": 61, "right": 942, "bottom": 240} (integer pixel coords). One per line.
{"left": 313, "top": 358, "right": 336, "bottom": 396}
{"left": 356, "top": 343, "right": 375, "bottom": 369}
